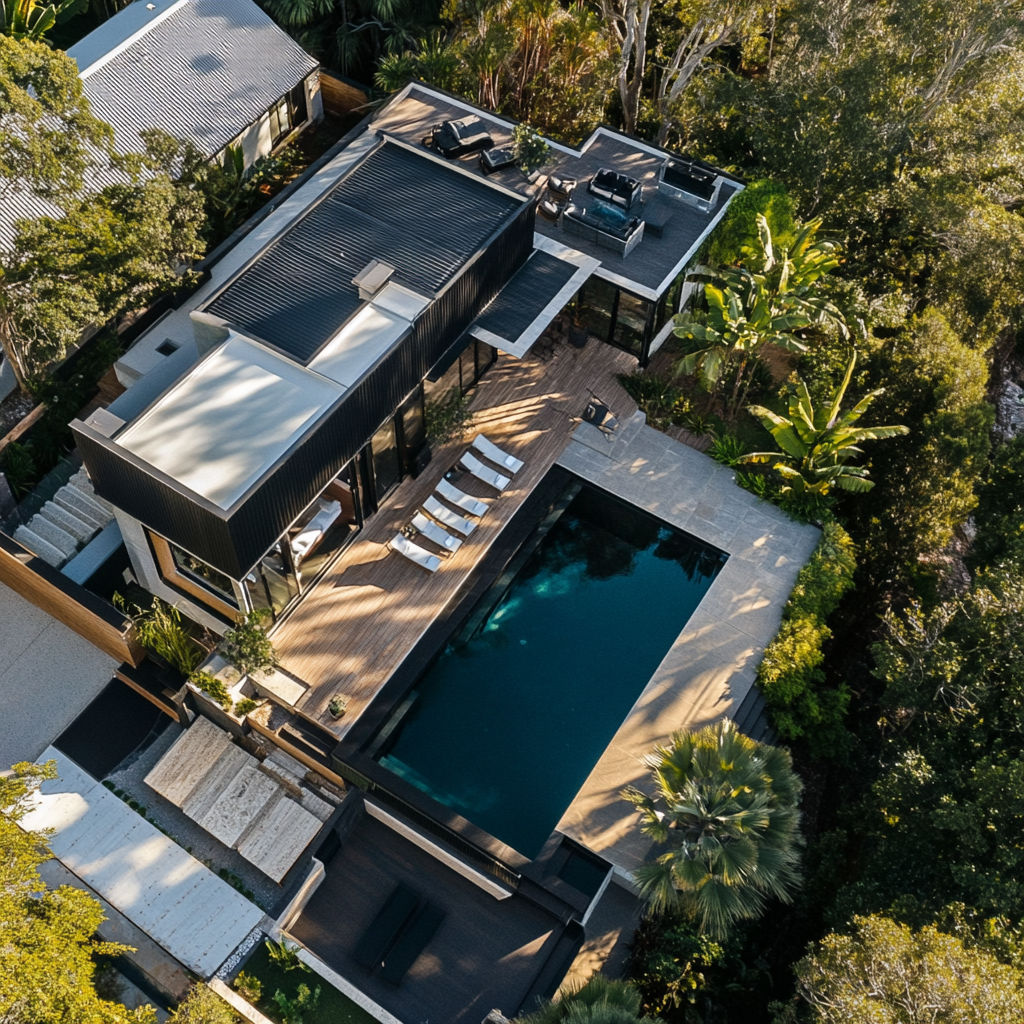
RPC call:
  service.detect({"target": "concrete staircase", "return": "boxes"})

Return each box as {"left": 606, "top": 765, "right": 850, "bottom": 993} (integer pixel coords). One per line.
{"left": 14, "top": 468, "right": 116, "bottom": 568}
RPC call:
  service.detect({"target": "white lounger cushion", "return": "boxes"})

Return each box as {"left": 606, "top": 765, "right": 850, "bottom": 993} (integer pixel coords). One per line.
{"left": 459, "top": 451, "right": 510, "bottom": 491}
{"left": 436, "top": 478, "right": 488, "bottom": 518}
{"left": 423, "top": 494, "right": 476, "bottom": 537}
{"left": 472, "top": 433, "right": 523, "bottom": 474}
{"left": 411, "top": 512, "right": 462, "bottom": 554}
{"left": 389, "top": 532, "right": 441, "bottom": 572}
{"left": 292, "top": 499, "right": 342, "bottom": 563}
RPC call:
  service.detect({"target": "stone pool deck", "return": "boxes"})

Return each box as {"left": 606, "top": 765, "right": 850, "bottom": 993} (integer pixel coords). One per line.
{"left": 553, "top": 417, "right": 820, "bottom": 874}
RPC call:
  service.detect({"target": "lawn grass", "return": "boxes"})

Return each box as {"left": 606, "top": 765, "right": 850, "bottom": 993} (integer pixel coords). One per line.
{"left": 236, "top": 943, "right": 377, "bottom": 1024}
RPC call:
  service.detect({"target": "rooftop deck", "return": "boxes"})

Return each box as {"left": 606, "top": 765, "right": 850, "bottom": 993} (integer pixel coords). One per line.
{"left": 270, "top": 337, "right": 637, "bottom": 734}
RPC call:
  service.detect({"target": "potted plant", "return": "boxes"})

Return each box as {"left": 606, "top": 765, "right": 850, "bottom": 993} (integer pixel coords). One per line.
{"left": 328, "top": 695, "right": 348, "bottom": 719}
{"left": 570, "top": 298, "right": 589, "bottom": 348}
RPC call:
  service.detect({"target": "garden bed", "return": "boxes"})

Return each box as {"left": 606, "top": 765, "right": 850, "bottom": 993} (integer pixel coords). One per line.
{"left": 235, "top": 943, "right": 376, "bottom": 1024}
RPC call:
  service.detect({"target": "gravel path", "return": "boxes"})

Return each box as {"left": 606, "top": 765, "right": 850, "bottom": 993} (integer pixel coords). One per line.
{"left": 105, "top": 725, "right": 283, "bottom": 912}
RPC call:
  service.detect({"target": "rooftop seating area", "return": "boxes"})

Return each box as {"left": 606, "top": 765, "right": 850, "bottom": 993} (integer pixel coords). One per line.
{"left": 269, "top": 336, "right": 637, "bottom": 734}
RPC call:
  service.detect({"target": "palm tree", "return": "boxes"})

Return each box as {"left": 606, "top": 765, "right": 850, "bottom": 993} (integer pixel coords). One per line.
{"left": 516, "top": 975, "right": 659, "bottom": 1024}
{"left": 738, "top": 350, "right": 908, "bottom": 498}
{"left": 674, "top": 215, "right": 848, "bottom": 418}
{"left": 623, "top": 719, "right": 803, "bottom": 941}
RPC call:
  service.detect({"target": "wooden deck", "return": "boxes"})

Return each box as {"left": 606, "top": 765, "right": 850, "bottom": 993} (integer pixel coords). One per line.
{"left": 271, "top": 339, "right": 638, "bottom": 735}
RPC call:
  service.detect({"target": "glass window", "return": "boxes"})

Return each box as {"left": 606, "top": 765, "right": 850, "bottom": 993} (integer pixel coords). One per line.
{"left": 268, "top": 97, "right": 291, "bottom": 145}
{"left": 371, "top": 418, "right": 401, "bottom": 501}
{"left": 170, "top": 544, "right": 237, "bottom": 606}
{"left": 287, "top": 465, "right": 361, "bottom": 582}
{"left": 579, "top": 279, "right": 618, "bottom": 343}
{"left": 613, "top": 291, "right": 652, "bottom": 356}
{"left": 399, "top": 387, "right": 426, "bottom": 467}
{"left": 247, "top": 542, "right": 299, "bottom": 619}
{"left": 289, "top": 81, "right": 308, "bottom": 125}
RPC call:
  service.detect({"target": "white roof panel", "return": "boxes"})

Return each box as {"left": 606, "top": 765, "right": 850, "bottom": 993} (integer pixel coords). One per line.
{"left": 308, "top": 304, "right": 410, "bottom": 388}
{"left": 117, "top": 333, "right": 341, "bottom": 509}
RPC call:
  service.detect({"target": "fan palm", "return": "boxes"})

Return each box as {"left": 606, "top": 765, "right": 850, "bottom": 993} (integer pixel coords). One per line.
{"left": 623, "top": 719, "right": 803, "bottom": 941}
{"left": 738, "top": 350, "right": 908, "bottom": 497}
{"left": 516, "top": 975, "right": 659, "bottom": 1024}
{"left": 675, "top": 215, "right": 848, "bottom": 417}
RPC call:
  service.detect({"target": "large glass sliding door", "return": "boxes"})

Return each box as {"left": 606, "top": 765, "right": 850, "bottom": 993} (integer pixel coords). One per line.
{"left": 577, "top": 278, "right": 657, "bottom": 364}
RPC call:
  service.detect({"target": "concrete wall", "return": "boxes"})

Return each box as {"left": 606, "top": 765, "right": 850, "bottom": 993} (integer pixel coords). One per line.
{"left": 115, "top": 509, "right": 236, "bottom": 635}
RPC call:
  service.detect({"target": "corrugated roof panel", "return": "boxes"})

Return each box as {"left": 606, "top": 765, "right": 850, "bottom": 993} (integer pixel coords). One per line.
{"left": 205, "top": 141, "right": 523, "bottom": 360}
{"left": 473, "top": 250, "right": 579, "bottom": 339}
{"left": 73, "top": 0, "right": 318, "bottom": 160}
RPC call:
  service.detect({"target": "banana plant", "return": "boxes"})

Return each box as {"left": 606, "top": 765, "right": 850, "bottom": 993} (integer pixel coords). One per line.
{"left": 739, "top": 350, "right": 908, "bottom": 497}
{"left": 0, "top": 0, "right": 73, "bottom": 40}
{"left": 675, "top": 214, "right": 849, "bottom": 417}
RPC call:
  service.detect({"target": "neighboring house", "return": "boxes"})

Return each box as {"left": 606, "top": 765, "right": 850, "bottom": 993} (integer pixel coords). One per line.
{"left": 0, "top": 0, "right": 322, "bottom": 250}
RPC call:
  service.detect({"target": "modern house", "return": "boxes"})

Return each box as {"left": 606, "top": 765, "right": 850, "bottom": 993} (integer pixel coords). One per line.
{"left": 0, "top": 0, "right": 321, "bottom": 251}
{"left": 8, "top": 84, "right": 823, "bottom": 1023}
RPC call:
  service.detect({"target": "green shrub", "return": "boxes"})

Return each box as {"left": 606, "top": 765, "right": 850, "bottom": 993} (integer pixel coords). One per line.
{"left": 271, "top": 983, "right": 320, "bottom": 1024}
{"left": 512, "top": 123, "right": 549, "bottom": 173}
{"left": 757, "top": 520, "right": 856, "bottom": 757}
{"left": 188, "top": 670, "right": 233, "bottom": 711}
{"left": 116, "top": 594, "right": 204, "bottom": 677}
{"left": 0, "top": 441, "right": 38, "bottom": 498}
{"left": 265, "top": 939, "right": 308, "bottom": 973}
{"left": 707, "top": 433, "right": 747, "bottom": 467}
{"left": 234, "top": 972, "right": 262, "bottom": 1004}
{"left": 617, "top": 371, "right": 687, "bottom": 427}
{"left": 223, "top": 610, "right": 276, "bottom": 678}
{"left": 425, "top": 387, "right": 472, "bottom": 447}
{"left": 234, "top": 697, "right": 259, "bottom": 717}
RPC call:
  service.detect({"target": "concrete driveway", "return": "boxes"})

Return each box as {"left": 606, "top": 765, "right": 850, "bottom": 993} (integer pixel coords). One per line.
{"left": 0, "top": 581, "right": 117, "bottom": 769}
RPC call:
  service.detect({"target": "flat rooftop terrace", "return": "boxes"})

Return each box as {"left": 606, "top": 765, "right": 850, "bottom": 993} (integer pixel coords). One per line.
{"left": 269, "top": 337, "right": 638, "bottom": 732}
{"left": 372, "top": 84, "right": 740, "bottom": 298}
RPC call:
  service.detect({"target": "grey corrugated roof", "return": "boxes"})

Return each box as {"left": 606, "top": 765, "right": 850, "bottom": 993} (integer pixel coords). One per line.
{"left": 473, "top": 250, "right": 577, "bottom": 340}
{"left": 70, "top": 0, "right": 318, "bottom": 160}
{"left": 205, "top": 139, "right": 524, "bottom": 361}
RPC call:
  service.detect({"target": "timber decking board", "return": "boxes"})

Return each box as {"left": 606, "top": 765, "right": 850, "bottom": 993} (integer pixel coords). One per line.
{"left": 270, "top": 340, "right": 637, "bottom": 734}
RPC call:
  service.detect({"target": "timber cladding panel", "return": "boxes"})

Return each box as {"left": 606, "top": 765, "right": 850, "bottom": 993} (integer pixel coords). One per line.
{"left": 318, "top": 71, "right": 369, "bottom": 116}
{"left": 0, "top": 531, "right": 144, "bottom": 666}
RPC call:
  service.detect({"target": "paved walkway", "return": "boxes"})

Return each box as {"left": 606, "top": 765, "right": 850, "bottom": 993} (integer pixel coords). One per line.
{"left": 554, "top": 419, "right": 820, "bottom": 872}
{"left": 0, "top": 581, "right": 117, "bottom": 769}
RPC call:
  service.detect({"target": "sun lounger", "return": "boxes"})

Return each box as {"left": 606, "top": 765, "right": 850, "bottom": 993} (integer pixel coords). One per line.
{"left": 471, "top": 433, "right": 524, "bottom": 474}
{"left": 379, "top": 902, "right": 446, "bottom": 985}
{"left": 411, "top": 512, "right": 462, "bottom": 554}
{"left": 389, "top": 533, "right": 441, "bottom": 573}
{"left": 423, "top": 494, "right": 476, "bottom": 537}
{"left": 353, "top": 883, "right": 421, "bottom": 969}
{"left": 436, "top": 478, "right": 488, "bottom": 518}
{"left": 291, "top": 499, "right": 341, "bottom": 564}
{"left": 458, "top": 451, "right": 510, "bottom": 491}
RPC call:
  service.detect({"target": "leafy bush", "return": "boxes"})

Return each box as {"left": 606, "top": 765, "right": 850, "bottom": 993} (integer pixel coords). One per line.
{"left": 512, "top": 123, "right": 549, "bottom": 173}
{"left": 234, "top": 972, "right": 262, "bottom": 1004}
{"left": 188, "top": 670, "right": 233, "bottom": 712}
{"left": 265, "top": 939, "right": 309, "bottom": 973}
{"left": 703, "top": 178, "right": 796, "bottom": 267}
{"left": 425, "top": 387, "right": 472, "bottom": 447}
{"left": 115, "top": 594, "right": 204, "bottom": 677}
{"left": 617, "top": 371, "right": 687, "bottom": 427}
{"left": 271, "top": 984, "right": 320, "bottom": 1024}
{"left": 0, "top": 441, "right": 38, "bottom": 498}
{"left": 677, "top": 409, "right": 716, "bottom": 435}
{"left": 707, "top": 433, "right": 747, "bottom": 467}
{"left": 234, "top": 697, "right": 259, "bottom": 717}
{"left": 223, "top": 610, "right": 276, "bottom": 678}
{"left": 757, "top": 520, "right": 856, "bottom": 757}
{"left": 170, "top": 984, "right": 237, "bottom": 1024}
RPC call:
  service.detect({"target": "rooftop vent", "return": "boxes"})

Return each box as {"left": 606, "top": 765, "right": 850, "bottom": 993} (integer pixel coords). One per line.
{"left": 353, "top": 260, "right": 396, "bottom": 301}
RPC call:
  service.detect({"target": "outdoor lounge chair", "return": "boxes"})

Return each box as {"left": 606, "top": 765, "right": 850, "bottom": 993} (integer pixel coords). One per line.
{"left": 436, "top": 478, "right": 488, "bottom": 518}
{"left": 389, "top": 533, "right": 442, "bottom": 573}
{"left": 379, "top": 903, "right": 446, "bottom": 985}
{"left": 471, "top": 433, "right": 524, "bottom": 474}
{"left": 423, "top": 494, "right": 477, "bottom": 537}
{"left": 353, "top": 883, "right": 421, "bottom": 969}
{"left": 411, "top": 512, "right": 462, "bottom": 554}
{"left": 458, "top": 451, "right": 511, "bottom": 491}
{"left": 291, "top": 498, "right": 342, "bottom": 565}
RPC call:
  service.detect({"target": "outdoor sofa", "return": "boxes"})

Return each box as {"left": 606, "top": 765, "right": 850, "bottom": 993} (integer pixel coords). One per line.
{"left": 563, "top": 204, "right": 645, "bottom": 258}
{"left": 587, "top": 168, "right": 642, "bottom": 210}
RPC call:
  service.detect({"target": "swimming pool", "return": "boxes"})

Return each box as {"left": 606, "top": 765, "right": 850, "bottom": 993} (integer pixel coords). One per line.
{"left": 375, "top": 480, "right": 726, "bottom": 858}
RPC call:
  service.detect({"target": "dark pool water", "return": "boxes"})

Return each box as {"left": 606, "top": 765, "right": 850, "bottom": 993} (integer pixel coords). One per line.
{"left": 377, "top": 482, "right": 726, "bottom": 857}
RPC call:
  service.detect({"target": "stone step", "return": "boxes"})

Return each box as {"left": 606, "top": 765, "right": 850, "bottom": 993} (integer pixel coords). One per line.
{"left": 13, "top": 526, "right": 67, "bottom": 567}
{"left": 39, "top": 501, "right": 97, "bottom": 544}
{"left": 55, "top": 484, "right": 113, "bottom": 528}
{"left": 26, "top": 516, "right": 79, "bottom": 559}
{"left": 70, "top": 469, "right": 115, "bottom": 515}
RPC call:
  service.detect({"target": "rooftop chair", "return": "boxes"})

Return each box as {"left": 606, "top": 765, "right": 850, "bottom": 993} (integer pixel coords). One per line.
{"left": 436, "top": 478, "right": 488, "bottom": 517}
{"left": 411, "top": 512, "right": 462, "bottom": 554}
{"left": 588, "top": 167, "right": 642, "bottom": 210}
{"left": 379, "top": 902, "right": 446, "bottom": 985}
{"left": 389, "top": 532, "right": 441, "bottom": 573}
{"left": 547, "top": 174, "right": 577, "bottom": 200}
{"left": 423, "top": 494, "right": 477, "bottom": 537}
{"left": 353, "top": 883, "right": 421, "bottom": 970}
{"left": 471, "top": 433, "right": 524, "bottom": 474}
{"left": 291, "top": 498, "right": 342, "bottom": 565}
{"left": 434, "top": 116, "right": 495, "bottom": 159}
{"left": 458, "top": 451, "right": 511, "bottom": 491}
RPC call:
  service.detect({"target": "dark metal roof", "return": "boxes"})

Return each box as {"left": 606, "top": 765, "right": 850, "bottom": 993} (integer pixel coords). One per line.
{"left": 473, "top": 250, "right": 578, "bottom": 340}
{"left": 205, "top": 139, "right": 525, "bottom": 361}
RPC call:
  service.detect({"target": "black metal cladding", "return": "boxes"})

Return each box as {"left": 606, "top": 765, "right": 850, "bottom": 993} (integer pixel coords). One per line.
{"left": 204, "top": 140, "right": 524, "bottom": 361}
{"left": 75, "top": 197, "right": 537, "bottom": 579}
{"left": 473, "top": 250, "right": 578, "bottom": 340}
